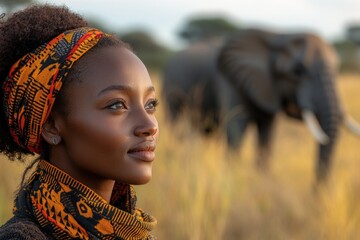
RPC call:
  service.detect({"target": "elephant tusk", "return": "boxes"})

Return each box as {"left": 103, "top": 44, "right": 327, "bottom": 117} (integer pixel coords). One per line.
{"left": 344, "top": 115, "right": 360, "bottom": 136}
{"left": 302, "top": 110, "right": 330, "bottom": 145}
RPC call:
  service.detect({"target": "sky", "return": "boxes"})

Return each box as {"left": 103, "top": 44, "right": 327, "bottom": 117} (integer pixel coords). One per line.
{"left": 27, "top": 0, "right": 360, "bottom": 48}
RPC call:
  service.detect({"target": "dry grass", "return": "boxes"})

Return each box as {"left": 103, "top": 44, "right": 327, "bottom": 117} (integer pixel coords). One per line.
{"left": 1, "top": 74, "right": 360, "bottom": 239}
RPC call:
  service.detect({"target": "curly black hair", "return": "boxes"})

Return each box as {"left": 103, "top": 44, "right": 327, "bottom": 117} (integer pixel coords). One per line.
{"left": 0, "top": 4, "right": 127, "bottom": 162}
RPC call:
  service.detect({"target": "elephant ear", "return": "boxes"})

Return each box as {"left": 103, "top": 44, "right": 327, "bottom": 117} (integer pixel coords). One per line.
{"left": 217, "top": 40, "right": 280, "bottom": 114}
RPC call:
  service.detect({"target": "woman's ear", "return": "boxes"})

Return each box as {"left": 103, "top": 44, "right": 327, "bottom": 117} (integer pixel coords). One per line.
{"left": 41, "top": 114, "right": 62, "bottom": 146}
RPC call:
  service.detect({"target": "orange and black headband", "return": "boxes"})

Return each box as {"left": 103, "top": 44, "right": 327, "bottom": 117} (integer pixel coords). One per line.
{"left": 3, "top": 27, "right": 109, "bottom": 154}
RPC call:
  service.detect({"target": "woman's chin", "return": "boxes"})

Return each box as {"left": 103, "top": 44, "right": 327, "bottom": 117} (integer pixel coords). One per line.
{"left": 121, "top": 168, "right": 153, "bottom": 185}
{"left": 131, "top": 174, "right": 152, "bottom": 185}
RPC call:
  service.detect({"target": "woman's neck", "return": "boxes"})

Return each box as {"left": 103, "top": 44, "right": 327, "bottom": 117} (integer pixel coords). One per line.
{"left": 48, "top": 148, "right": 115, "bottom": 203}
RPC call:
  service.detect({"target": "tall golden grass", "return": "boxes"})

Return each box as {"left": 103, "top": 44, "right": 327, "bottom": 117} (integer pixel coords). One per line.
{"left": 1, "top": 74, "right": 360, "bottom": 239}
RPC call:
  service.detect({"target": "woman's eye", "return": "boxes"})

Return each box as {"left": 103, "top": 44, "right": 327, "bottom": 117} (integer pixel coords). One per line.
{"left": 145, "top": 99, "right": 159, "bottom": 112}
{"left": 107, "top": 101, "right": 127, "bottom": 110}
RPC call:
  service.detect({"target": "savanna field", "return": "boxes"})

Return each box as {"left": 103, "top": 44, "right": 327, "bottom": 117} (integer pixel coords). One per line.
{"left": 1, "top": 74, "right": 360, "bottom": 240}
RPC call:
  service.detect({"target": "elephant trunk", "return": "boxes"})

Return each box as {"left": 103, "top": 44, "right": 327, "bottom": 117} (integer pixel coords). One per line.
{"left": 297, "top": 63, "right": 341, "bottom": 182}
{"left": 311, "top": 67, "right": 341, "bottom": 182}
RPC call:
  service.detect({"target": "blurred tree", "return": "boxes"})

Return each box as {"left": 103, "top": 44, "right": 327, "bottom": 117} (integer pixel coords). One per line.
{"left": 333, "top": 24, "right": 360, "bottom": 73}
{"left": 121, "top": 30, "right": 172, "bottom": 70}
{"left": 121, "top": 31, "right": 166, "bottom": 52}
{"left": 178, "top": 16, "right": 240, "bottom": 43}
{"left": 0, "top": 0, "right": 34, "bottom": 13}
{"left": 346, "top": 24, "right": 360, "bottom": 46}
{"left": 86, "top": 17, "right": 113, "bottom": 33}
{"left": 75, "top": 16, "right": 173, "bottom": 71}
{"left": 333, "top": 40, "right": 360, "bottom": 73}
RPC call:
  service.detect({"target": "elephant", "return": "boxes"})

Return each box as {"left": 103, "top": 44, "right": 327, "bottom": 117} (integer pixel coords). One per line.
{"left": 217, "top": 28, "right": 360, "bottom": 182}
{"left": 162, "top": 29, "right": 360, "bottom": 183}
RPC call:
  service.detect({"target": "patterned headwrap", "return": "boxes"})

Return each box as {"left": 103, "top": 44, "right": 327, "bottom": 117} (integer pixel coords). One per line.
{"left": 3, "top": 27, "right": 108, "bottom": 154}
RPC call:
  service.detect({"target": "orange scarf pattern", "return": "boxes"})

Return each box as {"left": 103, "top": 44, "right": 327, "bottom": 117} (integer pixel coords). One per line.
{"left": 3, "top": 27, "right": 106, "bottom": 153}
{"left": 14, "top": 160, "right": 157, "bottom": 239}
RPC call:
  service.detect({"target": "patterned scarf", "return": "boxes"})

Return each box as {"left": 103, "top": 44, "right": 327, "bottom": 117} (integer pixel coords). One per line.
{"left": 14, "top": 160, "right": 157, "bottom": 239}
{"left": 2, "top": 27, "right": 106, "bottom": 154}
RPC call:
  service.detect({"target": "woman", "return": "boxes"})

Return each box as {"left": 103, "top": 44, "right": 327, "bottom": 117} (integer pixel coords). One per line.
{"left": 0, "top": 4, "right": 158, "bottom": 240}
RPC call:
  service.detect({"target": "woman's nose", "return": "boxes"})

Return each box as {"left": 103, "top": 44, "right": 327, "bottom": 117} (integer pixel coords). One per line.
{"left": 134, "top": 115, "right": 158, "bottom": 137}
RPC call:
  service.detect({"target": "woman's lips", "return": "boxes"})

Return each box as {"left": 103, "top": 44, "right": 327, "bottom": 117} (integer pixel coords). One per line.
{"left": 128, "top": 145, "right": 155, "bottom": 162}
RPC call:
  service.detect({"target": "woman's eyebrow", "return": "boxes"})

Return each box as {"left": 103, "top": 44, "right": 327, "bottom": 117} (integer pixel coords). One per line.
{"left": 146, "top": 86, "right": 155, "bottom": 94}
{"left": 97, "top": 85, "right": 155, "bottom": 96}
{"left": 97, "top": 85, "right": 131, "bottom": 96}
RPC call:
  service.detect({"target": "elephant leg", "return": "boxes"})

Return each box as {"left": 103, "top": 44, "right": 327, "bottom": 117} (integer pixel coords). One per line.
{"left": 168, "top": 98, "right": 183, "bottom": 121}
{"left": 255, "top": 114, "right": 276, "bottom": 170}
{"left": 217, "top": 75, "right": 250, "bottom": 149}
{"left": 226, "top": 114, "right": 249, "bottom": 149}
{"left": 165, "top": 90, "right": 186, "bottom": 122}
{"left": 316, "top": 143, "right": 334, "bottom": 183}
{"left": 198, "top": 78, "right": 220, "bottom": 135}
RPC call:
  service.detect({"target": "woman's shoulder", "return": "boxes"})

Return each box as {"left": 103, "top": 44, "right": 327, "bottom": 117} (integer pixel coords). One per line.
{"left": 0, "top": 216, "right": 49, "bottom": 240}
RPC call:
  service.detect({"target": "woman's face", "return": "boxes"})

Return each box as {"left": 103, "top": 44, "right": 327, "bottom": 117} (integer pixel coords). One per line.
{"left": 54, "top": 46, "right": 158, "bottom": 185}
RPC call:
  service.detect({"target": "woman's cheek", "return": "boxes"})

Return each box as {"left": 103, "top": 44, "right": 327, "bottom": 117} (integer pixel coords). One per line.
{"left": 65, "top": 113, "right": 130, "bottom": 151}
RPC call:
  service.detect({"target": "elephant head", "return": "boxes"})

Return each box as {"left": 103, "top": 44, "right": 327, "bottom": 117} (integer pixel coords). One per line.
{"left": 217, "top": 29, "right": 360, "bottom": 181}
{"left": 273, "top": 32, "right": 341, "bottom": 142}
